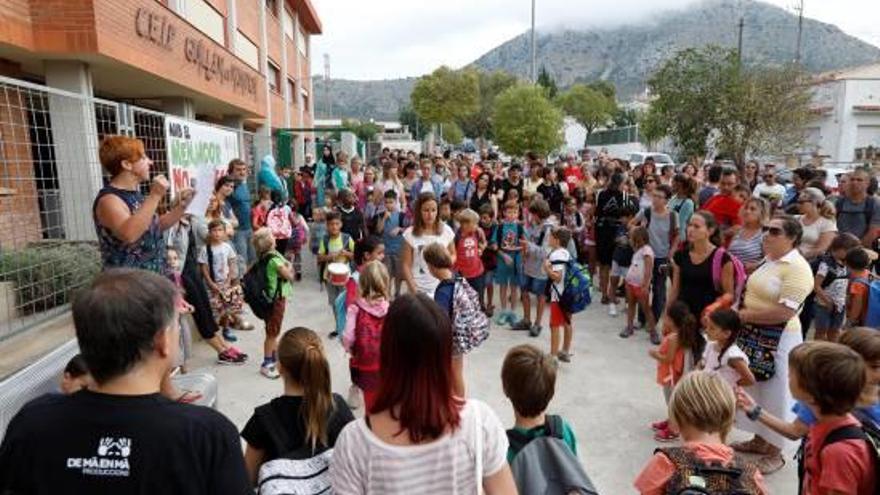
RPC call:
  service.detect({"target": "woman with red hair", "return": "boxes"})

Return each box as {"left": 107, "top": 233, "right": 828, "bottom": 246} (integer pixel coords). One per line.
{"left": 330, "top": 293, "right": 516, "bottom": 494}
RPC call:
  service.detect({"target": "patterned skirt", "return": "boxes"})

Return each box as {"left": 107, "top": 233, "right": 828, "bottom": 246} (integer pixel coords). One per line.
{"left": 208, "top": 283, "right": 244, "bottom": 326}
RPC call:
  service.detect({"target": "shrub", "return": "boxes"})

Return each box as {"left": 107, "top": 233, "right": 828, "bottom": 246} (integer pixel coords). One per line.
{"left": 0, "top": 242, "right": 101, "bottom": 315}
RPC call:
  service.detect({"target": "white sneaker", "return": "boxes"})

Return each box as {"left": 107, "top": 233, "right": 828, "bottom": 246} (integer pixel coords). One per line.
{"left": 608, "top": 304, "right": 618, "bottom": 317}
{"left": 347, "top": 385, "right": 362, "bottom": 410}
{"left": 260, "top": 363, "right": 280, "bottom": 379}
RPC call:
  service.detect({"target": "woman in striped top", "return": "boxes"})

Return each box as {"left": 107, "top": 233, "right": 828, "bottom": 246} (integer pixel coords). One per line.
{"left": 728, "top": 198, "right": 768, "bottom": 273}
{"left": 329, "top": 294, "right": 516, "bottom": 494}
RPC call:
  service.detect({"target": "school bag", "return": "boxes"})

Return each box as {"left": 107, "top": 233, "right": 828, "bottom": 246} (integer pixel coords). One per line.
{"left": 242, "top": 252, "right": 283, "bottom": 321}
{"left": 349, "top": 300, "right": 384, "bottom": 369}
{"left": 655, "top": 447, "right": 761, "bottom": 495}
{"left": 795, "top": 407, "right": 880, "bottom": 495}
{"left": 550, "top": 258, "right": 593, "bottom": 315}
{"left": 851, "top": 275, "right": 880, "bottom": 328}
{"left": 450, "top": 276, "right": 489, "bottom": 355}
{"left": 267, "top": 204, "right": 293, "bottom": 239}
{"left": 506, "top": 415, "right": 598, "bottom": 495}
{"left": 254, "top": 395, "right": 348, "bottom": 495}
{"left": 711, "top": 247, "right": 748, "bottom": 308}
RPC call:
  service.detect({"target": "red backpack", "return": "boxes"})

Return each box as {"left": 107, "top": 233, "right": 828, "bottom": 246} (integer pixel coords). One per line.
{"left": 351, "top": 301, "right": 384, "bottom": 372}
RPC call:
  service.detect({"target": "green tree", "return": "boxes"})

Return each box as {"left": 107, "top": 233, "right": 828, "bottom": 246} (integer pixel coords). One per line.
{"left": 587, "top": 80, "right": 616, "bottom": 101}
{"left": 410, "top": 66, "right": 479, "bottom": 125}
{"left": 440, "top": 122, "right": 464, "bottom": 145}
{"left": 493, "top": 84, "right": 564, "bottom": 157}
{"left": 612, "top": 106, "right": 640, "bottom": 128}
{"left": 647, "top": 46, "right": 738, "bottom": 161}
{"left": 457, "top": 70, "right": 518, "bottom": 145}
{"left": 557, "top": 84, "right": 616, "bottom": 145}
{"left": 341, "top": 118, "right": 382, "bottom": 142}
{"left": 398, "top": 105, "right": 427, "bottom": 140}
{"left": 536, "top": 66, "right": 558, "bottom": 99}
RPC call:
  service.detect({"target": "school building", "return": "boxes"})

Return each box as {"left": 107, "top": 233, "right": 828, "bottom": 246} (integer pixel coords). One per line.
{"left": 0, "top": 0, "right": 322, "bottom": 340}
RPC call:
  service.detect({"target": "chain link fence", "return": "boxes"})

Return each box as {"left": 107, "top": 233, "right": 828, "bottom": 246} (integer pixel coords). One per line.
{"left": 0, "top": 76, "right": 256, "bottom": 341}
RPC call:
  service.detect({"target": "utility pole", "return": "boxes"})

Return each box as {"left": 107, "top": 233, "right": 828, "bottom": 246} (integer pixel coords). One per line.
{"left": 323, "top": 53, "right": 331, "bottom": 118}
{"left": 736, "top": 16, "right": 744, "bottom": 65}
{"left": 530, "top": 0, "right": 537, "bottom": 82}
{"left": 794, "top": 0, "right": 804, "bottom": 65}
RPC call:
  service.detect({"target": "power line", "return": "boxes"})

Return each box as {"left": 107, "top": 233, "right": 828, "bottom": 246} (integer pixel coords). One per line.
{"left": 794, "top": 0, "right": 805, "bottom": 65}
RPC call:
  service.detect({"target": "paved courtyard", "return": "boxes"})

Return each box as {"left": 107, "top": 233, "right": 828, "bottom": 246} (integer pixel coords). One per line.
{"left": 188, "top": 256, "right": 798, "bottom": 493}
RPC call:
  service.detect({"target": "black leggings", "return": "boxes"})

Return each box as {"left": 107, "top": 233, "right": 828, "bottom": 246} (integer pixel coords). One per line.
{"left": 182, "top": 261, "right": 219, "bottom": 340}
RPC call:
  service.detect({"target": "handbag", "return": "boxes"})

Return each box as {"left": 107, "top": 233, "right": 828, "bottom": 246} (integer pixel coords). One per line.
{"left": 737, "top": 323, "right": 785, "bottom": 382}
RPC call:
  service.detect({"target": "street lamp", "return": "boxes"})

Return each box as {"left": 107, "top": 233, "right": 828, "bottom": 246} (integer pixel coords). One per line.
{"left": 530, "top": 0, "right": 536, "bottom": 82}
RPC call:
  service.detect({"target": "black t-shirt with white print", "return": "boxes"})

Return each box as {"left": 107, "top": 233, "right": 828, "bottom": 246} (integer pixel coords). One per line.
{"left": 0, "top": 390, "right": 250, "bottom": 495}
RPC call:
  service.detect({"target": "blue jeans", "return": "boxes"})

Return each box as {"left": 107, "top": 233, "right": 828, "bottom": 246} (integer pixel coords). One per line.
{"left": 232, "top": 229, "right": 256, "bottom": 275}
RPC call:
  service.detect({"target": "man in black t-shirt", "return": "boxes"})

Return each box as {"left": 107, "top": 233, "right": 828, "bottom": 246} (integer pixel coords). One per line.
{"left": 500, "top": 163, "right": 525, "bottom": 203}
{"left": 0, "top": 269, "right": 250, "bottom": 495}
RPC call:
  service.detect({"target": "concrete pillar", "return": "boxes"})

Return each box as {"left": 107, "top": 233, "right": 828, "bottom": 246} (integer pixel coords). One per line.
{"left": 221, "top": 115, "right": 245, "bottom": 161}
{"left": 258, "top": 0, "right": 271, "bottom": 131}
{"left": 294, "top": 133, "right": 305, "bottom": 168}
{"left": 225, "top": 0, "right": 238, "bottom": 51}
{"left": 294, "top": 12, "right": 305, "bottom": 130}
{"left": 44, "top": 61, "right": 102, "bottom": 242}
{"left": 161, "top": 97, "right": 195, "bottom": 120}
{"left": 280, "top": 9, "right": 291, "bottom": 128}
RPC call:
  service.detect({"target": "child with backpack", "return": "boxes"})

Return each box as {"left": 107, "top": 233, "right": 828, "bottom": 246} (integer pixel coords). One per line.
{"left": 265, "top": 193, "right": 295, "bottom": 254}
{"left": 453, "top": 208, "right": 487, "bottom": 307}
{"left": 701, "top": 308, "right": 756, "bottom": 389}
{"left": 317, "top": 211, "right": 355, "bottom": 338}
{"left": 424, "top": 242, "right": 489, "bottom": 398}
{"left": 737, "top": 328, "right": 880, "bottom": 492}
{"left": 502, "top": 344, "right": 596, "bottom": 495}
{"left": 251, "top": 186, "right": 273, "bottom": 230}
{"left": 199, "top": 219, "right": 245, "bottom": 344}
{"left": 609, "top": 216, "right": 634, "bottom": 319}
{"left": 286, "top": 206, "right": 309, "bottom": 282}
{"left": 544, "top": 226, "right": 574, "bottom": 362}
{"left": 813, "top": 233, "right": 861, "bottom": 341}
{"left": 478, "top": 204, "right": 498, "bottom": 316}
{"left": 846, "top": 246, "right": 877, "bottom": 328}
{"left": 621, "top": 226, "right": 657, "bottom": 342}
{"left": 336, "top": 189, "right": 365, "bottom": 242}
{"left": 251, "top": 228, "right": 295, "bottom": 379}
{"left": 788, "top": 341, "right": 877, "bottom": 495}
{"left": 493, "top": 200, "right": 526, "bottom": 327}
{"left": 342, "top": 261, "right": 390, "bottom": 411}
{"left": 649, "top": 301, "right": 701, "bottom": 442}
{"left": 634, "top": 371, "right": 768, "bottom": 494}
{"left": 241, "top": 327, "right": 355, "bottom": 491}
{"left": 515, "top": 199, "right": 553, "bottom": 337}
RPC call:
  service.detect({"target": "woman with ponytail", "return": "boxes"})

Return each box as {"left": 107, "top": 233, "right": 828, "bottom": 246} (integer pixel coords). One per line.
{"left": 241, "top": 327, "right": 354, "bottom": 486}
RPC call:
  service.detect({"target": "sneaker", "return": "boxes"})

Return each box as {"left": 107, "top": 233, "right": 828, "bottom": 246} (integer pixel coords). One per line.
{"left": 493, "top": 312, "right": 507, "bottom": 326}
{"left": 619, "top": 326, "right": 634, "bottom": 338}
{"left": 227, "top": 346, "right": 248, "bottom": 361}
{"left": 511, "top": 319, "right": 532, "bottom": 331}
{"left": 608, "top": 304, "right": 618, "bottom": 317}
{"left": 505, "top": 311, "right": 520, "bottom": 326}
{"left": 347, "top": 385, "right": 362, "bottom": 410}
{"left": 528, "top": 324, "right": 542, "bottom": 337}
{"left": 260, "top": 362, "right": 280, "bottom": 379}
{"left": 217, "top": 349, "right": 246, "bottom": 365}
{"left": 651, "top": 419, "right": 669, "bottom": 431}
{"left": 649, "top": 330, "right": 661, "bottom": 346}
{"left": 557, "top": 351, "right": 571, "bottom": 363}
{"left": 654, "top": 427, "right": 680, "bottom": 442}
{"left": 222, "top": 328, "right": 238, "bottom": 342}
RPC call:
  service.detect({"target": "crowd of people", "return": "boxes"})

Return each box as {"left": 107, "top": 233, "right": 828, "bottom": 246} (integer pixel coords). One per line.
{"left": 0, "top": 135, "right": 879, "bottom": 494}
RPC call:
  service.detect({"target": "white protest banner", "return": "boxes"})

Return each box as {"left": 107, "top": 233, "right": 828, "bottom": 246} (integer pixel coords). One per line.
{"left": 165, "top": 116, "right": 240, "bottom": 216}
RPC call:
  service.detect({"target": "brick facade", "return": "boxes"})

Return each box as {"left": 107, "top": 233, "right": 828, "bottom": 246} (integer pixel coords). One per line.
{"left": 0, "top": 88, "right": 43, "bottom": 250}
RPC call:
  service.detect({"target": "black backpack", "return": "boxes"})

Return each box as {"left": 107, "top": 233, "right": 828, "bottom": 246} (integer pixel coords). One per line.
{"left": 242, "top": 252, "right": 283, "bottom": 321}
{"left": 656, "top": 447, "right": 760, "bottom": 495}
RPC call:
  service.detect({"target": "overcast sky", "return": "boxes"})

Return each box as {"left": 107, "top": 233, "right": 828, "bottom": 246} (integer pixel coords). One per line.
{"left": 310, "top": 0, "right": 880, "bottom": 80}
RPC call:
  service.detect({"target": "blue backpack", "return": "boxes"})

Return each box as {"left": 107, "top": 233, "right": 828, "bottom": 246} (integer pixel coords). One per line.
{"left": 852, "top": 276, "right": 880, "bottom": 328}
{"left": 550, "top": 258, "right": 592, "bottom": 316}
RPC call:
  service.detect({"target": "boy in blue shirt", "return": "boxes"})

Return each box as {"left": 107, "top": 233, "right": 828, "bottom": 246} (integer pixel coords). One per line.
{"left": 377, "top": 190, "right": 407, "bottom": 298}
{"left": 493, "top": 200, "right": 526, "bottom": 327}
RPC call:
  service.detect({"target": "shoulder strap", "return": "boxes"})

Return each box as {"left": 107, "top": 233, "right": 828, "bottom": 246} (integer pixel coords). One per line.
{"left": 644, "top": 206, "right": 651, "bottom": 224}
{"left": 321, "top": 234, "right": 330, "bottom": 253}
{"left": 206, "top": 244, "right": 217, "bottom": 282}
{"left": 822, "top": 425, "right": 868, "bottom": 451}
{"left": 545, "top": 415, "right": 566, "bottom": 440}
{"left": 257, "top": 404, "right": 292, "bottom": 458}
{"left": 517, "top": 223, "right": 525, "bottom": 239}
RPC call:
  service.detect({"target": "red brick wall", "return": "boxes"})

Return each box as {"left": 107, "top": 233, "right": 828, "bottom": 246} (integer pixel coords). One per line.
{"left": 265, "top": 11, "right": 281, "bottom": 68}
{"left": 0, "top": 88, "right": 43, "bottom": 250}
{"left": 285, "top": 43, "right": 296, "bottom": 80}
{"left": 0, "top": 0, "right": 35, "bottom": 50}
{"left": 29, "top": 0, "right": 98, "bottom": 52}
{"left": 92, "top": 0, "right": 265, "bottom": 116}
{"left": 270, "top": 92, "right": 284, "bottom": 128}
{"left": 235, "top": 0, "right": 259, "bottom": 46}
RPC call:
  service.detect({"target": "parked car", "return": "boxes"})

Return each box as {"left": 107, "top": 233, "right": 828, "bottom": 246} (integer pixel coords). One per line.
{"left": 627, "top": 152, "right": 675, "bottom": 167}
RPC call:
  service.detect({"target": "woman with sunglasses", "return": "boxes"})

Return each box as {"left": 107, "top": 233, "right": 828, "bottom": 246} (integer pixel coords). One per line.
{"left": 796, "top": 187, "right": 837, "bottom": 262}
{"left": 638, "top": 174, "right": 659, "bottom": 211}
{"left": 731, "top": 215, "right": 813, "bottom": 475}
{"left": 743, "top": 160, "right": 760, "bottom": 191}
{"left": 728, "top": 198, "right": 768, "bottom": 274}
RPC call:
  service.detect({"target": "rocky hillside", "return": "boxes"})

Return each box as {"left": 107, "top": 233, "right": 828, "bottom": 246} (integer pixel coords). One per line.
{"left": 315, "top": 0, "right": 880, "bottom": 120}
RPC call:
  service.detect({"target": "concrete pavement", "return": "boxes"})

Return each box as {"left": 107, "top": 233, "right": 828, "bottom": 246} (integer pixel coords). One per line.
{"left": 189, "top": 257, "right": 798, "bottom": 493}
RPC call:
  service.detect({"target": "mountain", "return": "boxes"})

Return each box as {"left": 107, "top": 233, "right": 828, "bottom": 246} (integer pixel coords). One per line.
{"left": 315, "top": 0, "right": 880, "bottom": 121}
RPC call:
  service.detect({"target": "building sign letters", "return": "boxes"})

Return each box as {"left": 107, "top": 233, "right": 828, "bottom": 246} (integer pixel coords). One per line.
{"left": 134, "top": 8, "right": 257, "bottom": 100}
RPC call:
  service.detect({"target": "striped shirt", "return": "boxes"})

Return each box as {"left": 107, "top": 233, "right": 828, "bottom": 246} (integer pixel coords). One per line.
{"left": 329, "top": 399, "right": 507, "bottom": 494}
{"left": 728, "top": 230, "right": 764, "bottom": 266}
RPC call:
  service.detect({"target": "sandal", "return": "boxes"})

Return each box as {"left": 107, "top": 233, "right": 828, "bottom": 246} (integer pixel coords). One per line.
{"left": 654, "top": 427, "right": 680, "bottom": 442}
{"left": 730, "top": 437, "right": 776, "bottom": 455}
{"left": 755, "top": 453, "right": 785, "bottom": 475}
{"left": 619, "top": 326, "right": 634, "bottom": 338}
{"left": 176, "top": 390, "right": 203, "bottom": 404}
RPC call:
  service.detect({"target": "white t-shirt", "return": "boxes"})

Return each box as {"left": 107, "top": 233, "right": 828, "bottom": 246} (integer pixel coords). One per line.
{"left": 329, "top": 399, "right": 508, "bottom": 495}
{"left": 703, "top": 341, "right": 749, "bottom": 388}
{"left": 798, "top": 215, "right": 837, "bottom": 256}
{"left": 403, "top": 224, "right": 456, "bottom": 297}
{"left": 549, "top": 247, "right": 571, "bottom": 301}
{"left": 625, "top": 245, "right": 654, "bottom": 288}
{"left": 197, "top": 242, "right": 237, "bottom": 283}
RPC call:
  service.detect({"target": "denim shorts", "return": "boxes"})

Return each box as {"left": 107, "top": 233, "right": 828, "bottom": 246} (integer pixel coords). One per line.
{"left": 813, "top": 304, "right": 844, "bottom": 331}
{"left": 521, "top": 275, "right": 548, "bottom": 296}
{"left": 494, "top": 253, "right": 521, "bottom": 285}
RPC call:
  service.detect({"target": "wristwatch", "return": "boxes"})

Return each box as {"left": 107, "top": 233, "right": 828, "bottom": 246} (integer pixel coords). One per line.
{"left": 747, "top": 405, "right": 763, "bottom": 421}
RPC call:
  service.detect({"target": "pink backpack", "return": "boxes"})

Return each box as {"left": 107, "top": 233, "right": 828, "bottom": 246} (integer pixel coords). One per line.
{"left": 711, "top": 247, "right": 748, "bottom": 308}
{"left": 352, "top": 301, "right": 383, "bottom": 371}
{"left": 266, "top": 205, "right": 292, "bottom": 239}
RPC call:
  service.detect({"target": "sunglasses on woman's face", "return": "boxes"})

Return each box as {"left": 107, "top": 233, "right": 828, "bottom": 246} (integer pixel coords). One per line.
{"left": 762, "top": 226, "right": 784, "bottom": 237}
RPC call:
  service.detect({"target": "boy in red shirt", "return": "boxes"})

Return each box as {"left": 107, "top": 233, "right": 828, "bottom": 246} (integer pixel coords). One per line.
{"left": 703, "top": 168, "right": 742, "bottom": 234}
{"left": 791, "top": 341, "right": 876, "bottom": 495}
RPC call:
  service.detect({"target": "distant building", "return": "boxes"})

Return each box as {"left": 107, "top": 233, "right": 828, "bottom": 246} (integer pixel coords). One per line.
{"left": 807, "top": 62, "right": 880, "bottom": 165}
